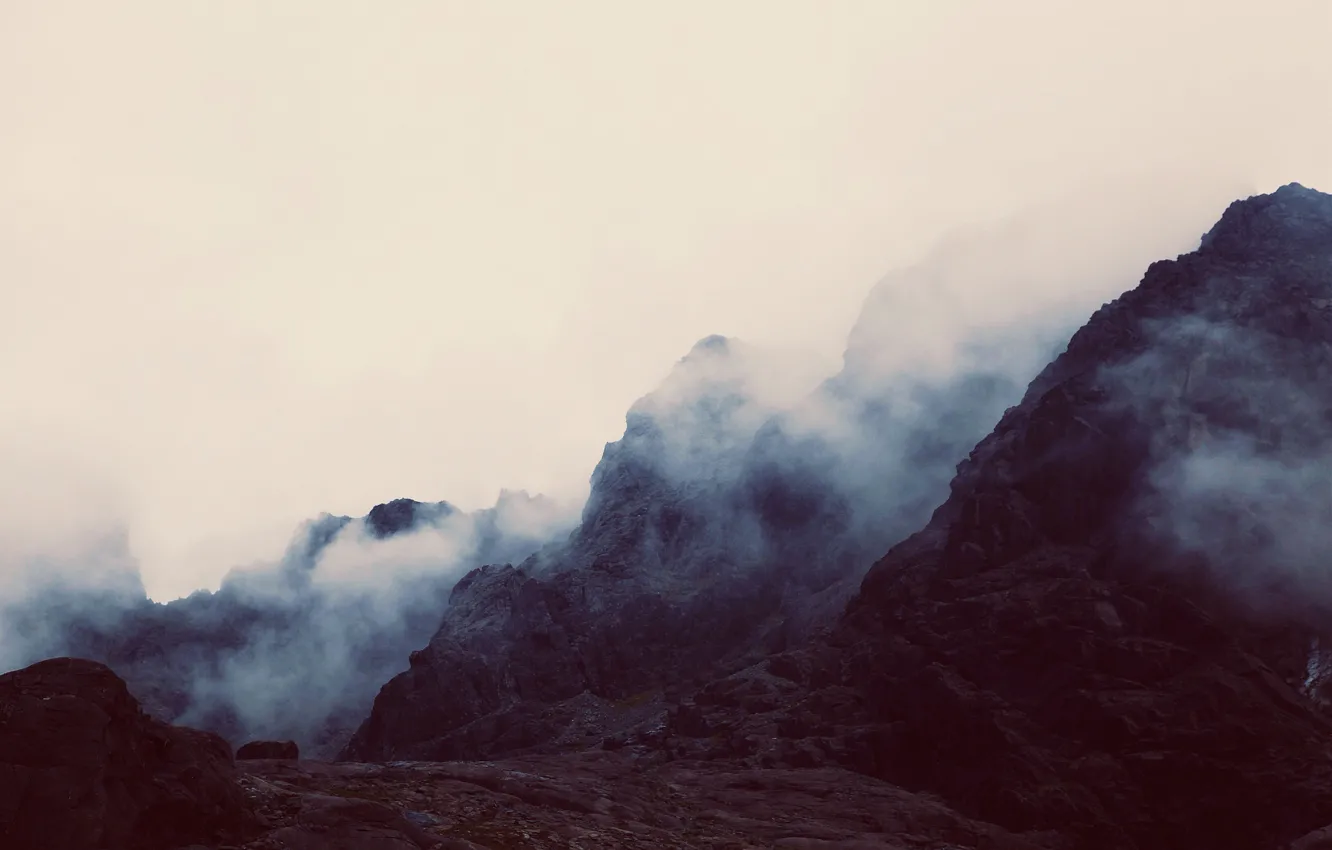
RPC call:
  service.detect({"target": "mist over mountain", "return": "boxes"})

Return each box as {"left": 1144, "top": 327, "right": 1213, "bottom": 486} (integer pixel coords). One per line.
{"left": 575, "top": 182, "right": 1332, "bottom": 850}
{"left": 339, "top": 325, "right": 1046, "bottom": 761}
{"left": 307, "top": 182, "right": 1332, "bottom": 850}
{"left": 0, "top": 489, "right": 576, "bottom": 757}
{"left": 339, "top": 184, "right": 1229, "bottom": 763}
{"left": 9, "top": 178, "right": 1316, "bottom": 850}
{"left": 0, "top": 179, "right": 1230, "bottom": 760}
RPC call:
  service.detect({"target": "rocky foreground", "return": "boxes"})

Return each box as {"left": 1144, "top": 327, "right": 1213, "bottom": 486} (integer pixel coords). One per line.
{"left": 0, "top": 658, "right": 1042, "bottom": 849}
{"left": 6, "top": 654, "right": 1255, "bottom": 850}
{"left": 237, "top": 755, "right": 1039, "bottom": 850}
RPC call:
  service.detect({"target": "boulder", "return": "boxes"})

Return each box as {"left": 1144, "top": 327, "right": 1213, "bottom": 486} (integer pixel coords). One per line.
{"left": 0, "top": 657, "right": 252, "bottom": 850}
{"left": 237, "top": 739, "right": 300, "bottom": 760}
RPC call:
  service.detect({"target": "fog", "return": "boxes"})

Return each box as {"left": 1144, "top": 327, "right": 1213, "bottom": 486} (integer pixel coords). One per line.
{"left": 566, "top": 175, "right": 1252, "bottom": 591}
{"left": 1094, "top": 200, "right": 1332, "bottom": 620}
{"left": 3, "top": 1, "right": 1329, "bottom": 599}
{"left": 0, "top": 488, "right": 580, "bottom": 757}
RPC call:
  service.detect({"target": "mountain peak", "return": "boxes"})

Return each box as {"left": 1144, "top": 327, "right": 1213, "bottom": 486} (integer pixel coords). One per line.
{"left": 625, "top": 335, "right": 752, "bottom": 433}
{"left": 685, "top": 334, "right": 732, "bottom": 358}
{"left": 1198, "top": 182, "right": 1332, "bottom": 260}
{"left": 364, "top": 498, "right": 456, "bottom": 538}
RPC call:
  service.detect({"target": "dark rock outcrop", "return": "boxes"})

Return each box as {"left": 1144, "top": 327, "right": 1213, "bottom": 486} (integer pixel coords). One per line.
{"left": 0, "top": 657, "right": 252, "bottom": 850}
{"left": 237, "top": 739, "right": 300, "bottom": 760}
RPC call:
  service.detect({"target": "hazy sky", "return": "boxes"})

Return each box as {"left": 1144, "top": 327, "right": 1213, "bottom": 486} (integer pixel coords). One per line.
{"left": 3, "top": 1, "right": 1330, "bottom": 599}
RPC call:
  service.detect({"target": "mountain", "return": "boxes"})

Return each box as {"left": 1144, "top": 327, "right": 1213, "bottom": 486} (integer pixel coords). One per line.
{"left": 0, "top": 490, "right": 574, "bottom": 758}
{"left": 13, "top": 181, "right": 1332, "bottom": 848}
{"left": 341, "top": 299, "right": 1063, "bottom": 762}
{"left": 341, "top": 183, "right": 1332, "bottom": 848}
{"left": 605, "top": 183, "right": 1332, "bottom": 849}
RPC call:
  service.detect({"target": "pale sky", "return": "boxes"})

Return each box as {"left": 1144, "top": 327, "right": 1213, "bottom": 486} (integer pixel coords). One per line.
{"left": 3, "top": 1, "right": 1330, "bottom": 600}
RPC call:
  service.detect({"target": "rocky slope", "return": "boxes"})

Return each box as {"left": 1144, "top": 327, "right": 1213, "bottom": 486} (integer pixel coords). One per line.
{"left": 633, "top": 183, "right": 1332, "bottom": 849}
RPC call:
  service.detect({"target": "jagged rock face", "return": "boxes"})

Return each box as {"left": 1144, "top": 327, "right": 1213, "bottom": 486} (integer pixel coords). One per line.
{"left": 342, "top": 343, "right": 819, "bottom": 761}
{"left": 344, "top": 308, "right": 1046, "bottom": 762}
{"left": 340, "top": 550, "right": 806, "bottom": 762}
{"left": 0, "top": 657, "right": 253, "bottom": 850}
{"left": 737, "top": 183, "right": 1332, "bottom": 849}
{"left": 5, "top": 493, "right": 570, "bottom": 760}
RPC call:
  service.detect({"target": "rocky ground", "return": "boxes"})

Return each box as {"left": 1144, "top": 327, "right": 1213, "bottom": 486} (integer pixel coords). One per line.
{"left": 234, "top": 753, "right": 1047, "bottom": 850}
{"left": 0, "top": 657, "right": 1050, "bottom": 850}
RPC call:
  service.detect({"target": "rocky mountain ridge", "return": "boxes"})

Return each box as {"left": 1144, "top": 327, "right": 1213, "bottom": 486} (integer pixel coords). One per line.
{"left": 341, "top": 307, "right": 1038, "bottom": 763}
